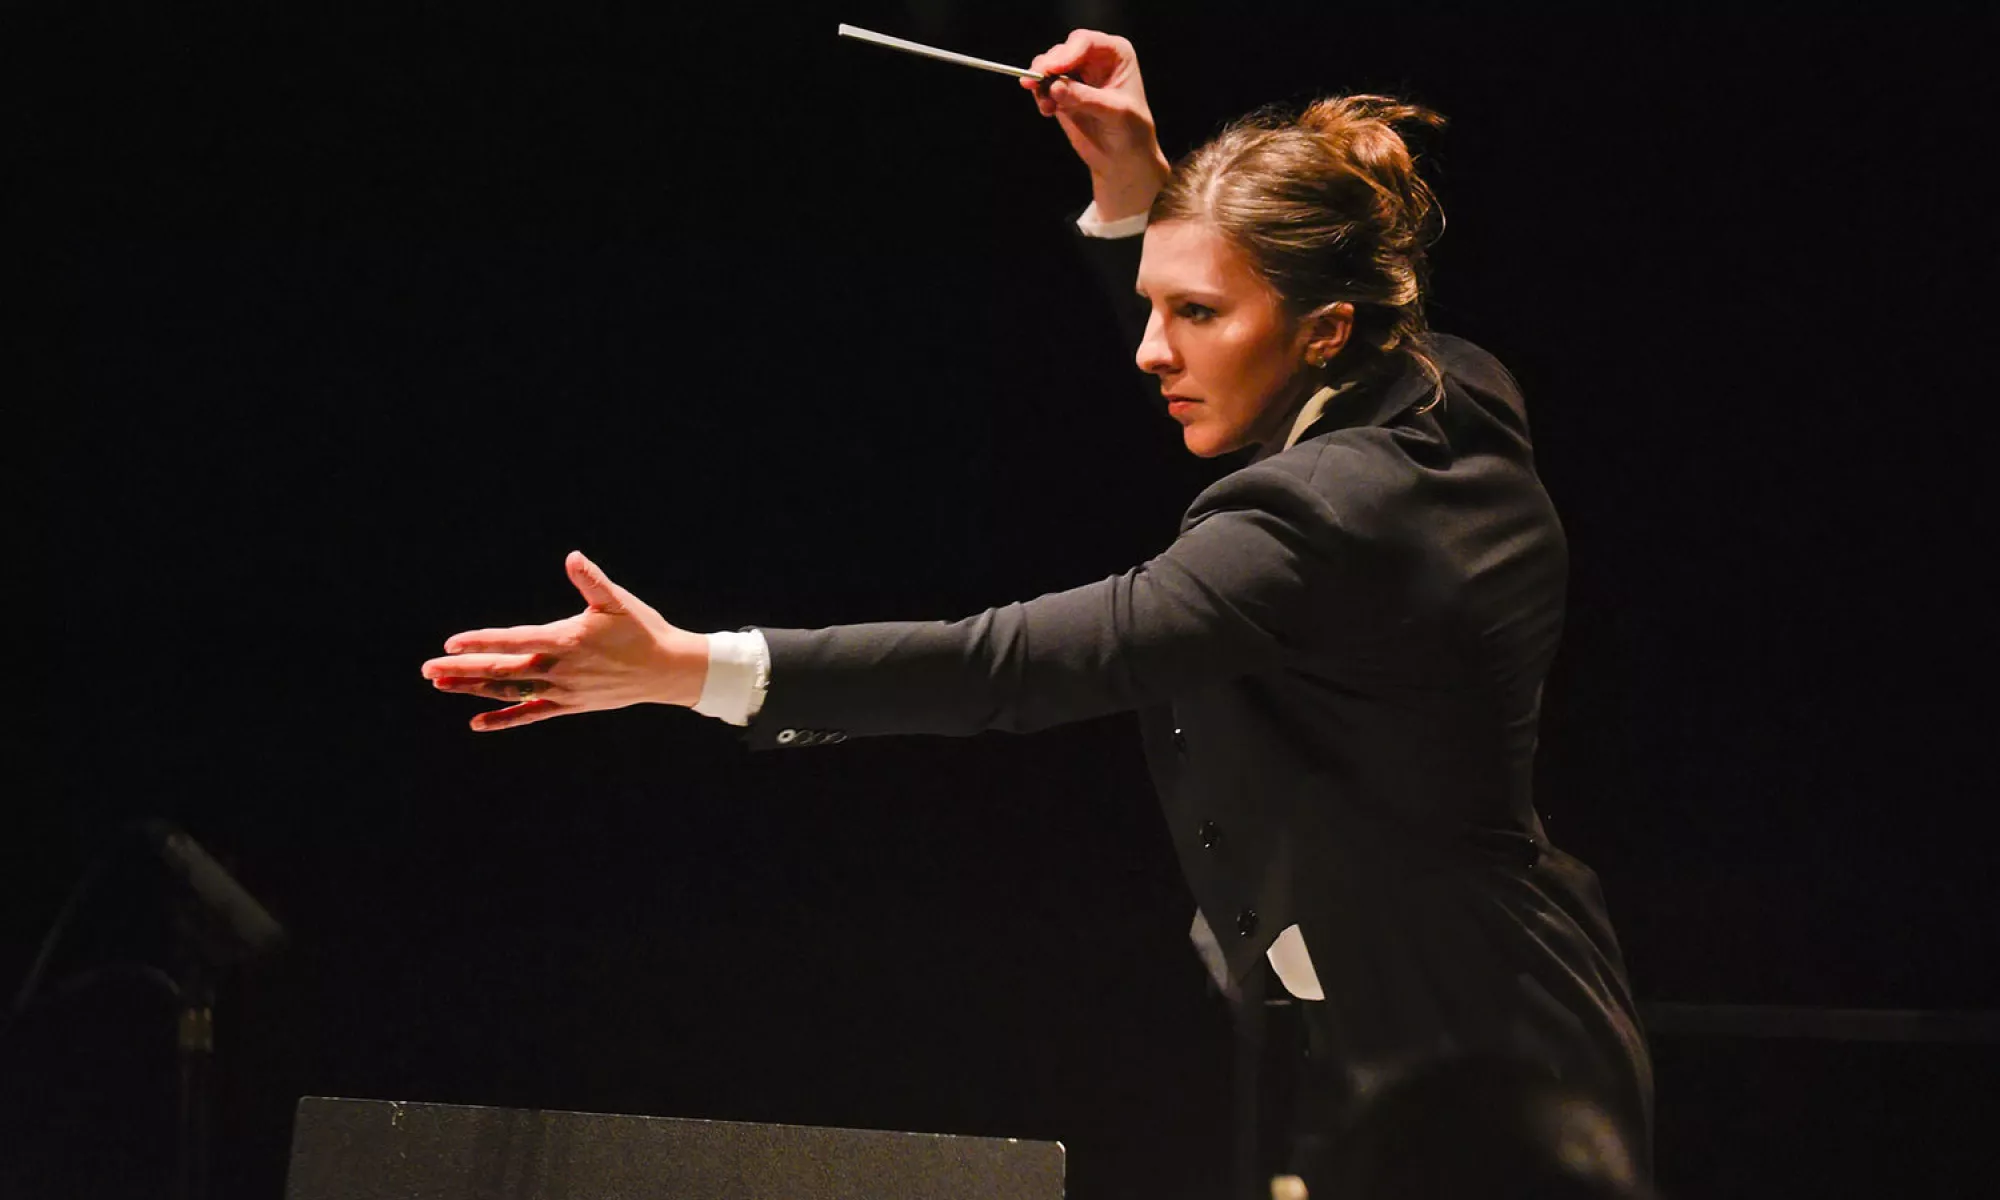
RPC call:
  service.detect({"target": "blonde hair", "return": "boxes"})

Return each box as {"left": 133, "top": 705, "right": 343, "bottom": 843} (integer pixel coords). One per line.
{"left": 1152, "top": 95, "right": 1448, "bottom": 405}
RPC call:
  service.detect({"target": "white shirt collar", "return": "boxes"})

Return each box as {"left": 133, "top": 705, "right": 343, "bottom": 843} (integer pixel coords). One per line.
{"left": 1280, "top": 381, "right": 1358, "bottom": 451}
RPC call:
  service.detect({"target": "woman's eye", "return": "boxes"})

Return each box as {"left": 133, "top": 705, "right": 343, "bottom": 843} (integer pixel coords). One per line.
{"left": 1177, "top": 303, "right": 1216, "bottom": 321}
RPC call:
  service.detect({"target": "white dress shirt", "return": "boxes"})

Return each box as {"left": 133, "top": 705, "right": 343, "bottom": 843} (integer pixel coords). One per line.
{"left": 688, "top": 200, "right": 1325, "bottom": 1002}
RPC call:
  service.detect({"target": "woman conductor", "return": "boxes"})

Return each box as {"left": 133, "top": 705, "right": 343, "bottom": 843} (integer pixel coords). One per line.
{"left": 422, "top": 29, "right": 1654, "bottom": 1193}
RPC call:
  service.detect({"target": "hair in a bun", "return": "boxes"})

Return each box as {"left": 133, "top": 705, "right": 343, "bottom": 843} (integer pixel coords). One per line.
{"left": 1152, "top": 95, "right": 1448, "bottom": 402}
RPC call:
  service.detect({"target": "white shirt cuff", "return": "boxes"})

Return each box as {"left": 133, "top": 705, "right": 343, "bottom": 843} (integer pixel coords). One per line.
{"left": 1076, "top": 201, "right": 1150, "bottom": 240}
{"left": 692, "top": 630, "right": 770, "bottom": 726}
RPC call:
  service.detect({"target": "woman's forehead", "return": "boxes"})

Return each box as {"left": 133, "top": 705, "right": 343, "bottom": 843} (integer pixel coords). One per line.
{"left": 1136, "top": 220, "right": 1262, "bottom": 297}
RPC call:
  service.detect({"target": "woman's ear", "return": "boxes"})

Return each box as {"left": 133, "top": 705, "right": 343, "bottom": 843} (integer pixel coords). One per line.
{"left": 1304, "top": 301, "right": 1356, "bottom": 366}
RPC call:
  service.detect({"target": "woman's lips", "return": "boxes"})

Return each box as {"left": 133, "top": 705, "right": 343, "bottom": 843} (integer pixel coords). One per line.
{"left": 1166, "top": 398, "right": 1200, "bottom": 417}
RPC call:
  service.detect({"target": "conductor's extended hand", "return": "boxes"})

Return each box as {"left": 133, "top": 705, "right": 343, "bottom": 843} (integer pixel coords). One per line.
{"left": 422, "top": 551, "right": 708, "bottom": 732}
{"left": 1022, "top": 30, "right": 1172, "bottom": 222}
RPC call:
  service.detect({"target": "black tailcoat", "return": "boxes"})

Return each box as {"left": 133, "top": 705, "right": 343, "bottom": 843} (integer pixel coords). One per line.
{"left": 740, "top": 229, "right": 1653, "bottom": 1159}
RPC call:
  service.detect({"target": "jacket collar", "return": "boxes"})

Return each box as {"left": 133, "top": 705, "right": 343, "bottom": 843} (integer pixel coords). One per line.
{"left": 1255, "top": 352, "right": 1429, "bottom": 461}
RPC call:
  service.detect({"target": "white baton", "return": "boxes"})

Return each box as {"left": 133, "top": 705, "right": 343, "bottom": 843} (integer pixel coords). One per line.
{"left": 837, "top": 23, "right": 1067, "bottom": 84}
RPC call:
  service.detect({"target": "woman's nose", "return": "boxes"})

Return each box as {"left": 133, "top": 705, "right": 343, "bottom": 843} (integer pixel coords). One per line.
{"left": 1135, "top": 310, "right": 1176, "bottom": 375}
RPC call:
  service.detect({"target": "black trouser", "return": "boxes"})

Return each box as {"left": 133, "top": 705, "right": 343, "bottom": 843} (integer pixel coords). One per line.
{"left": 1266, "top": 992, "right": 1654, "bottom": 1196}
{"left": 1225, "top": 972, "right": 1353, "bottom": 1199}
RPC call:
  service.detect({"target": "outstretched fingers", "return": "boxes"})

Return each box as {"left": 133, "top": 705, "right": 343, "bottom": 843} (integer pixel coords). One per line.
{"left": 443, "top": 625, "right": 568, "bottom": 654}
{"left": 421, "top": 651, "right": 559, "bottom": 681}
{"left": 430, "top": 676, "right": 564, "bottom": 703}
{"left": 469, "top": 699, "right": 565, "bottom": 733}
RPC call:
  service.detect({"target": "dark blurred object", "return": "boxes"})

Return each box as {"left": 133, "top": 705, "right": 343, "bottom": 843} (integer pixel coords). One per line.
{"left": 5, "top": 820, "right": 286, "bottom": 1200}
{"left": 132, "top": 818, "right": 287, "bottom": 966}
{"left": 1323, "top": 1055, "right": 1648, "bottom": 1200}
{"left": 136, "top": 819, "right": 287, "bottom": 1200}
{"left": 8, "top": 820, "right": 286, "bottom": 1026}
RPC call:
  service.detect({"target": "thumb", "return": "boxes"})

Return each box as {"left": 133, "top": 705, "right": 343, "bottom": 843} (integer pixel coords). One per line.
{"left": 565, "top": 550, "right": 628, "bottom": 614}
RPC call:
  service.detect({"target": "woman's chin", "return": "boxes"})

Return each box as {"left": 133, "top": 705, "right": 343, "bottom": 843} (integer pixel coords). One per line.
{"left": 1181, "top": 425, "right": 1239, "bottom": 458}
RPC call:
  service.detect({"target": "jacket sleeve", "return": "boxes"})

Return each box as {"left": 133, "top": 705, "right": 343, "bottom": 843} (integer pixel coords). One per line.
{"left": 743, "top": 460, "right": 1354, "bottom": 749}
{"left": 1070, "top": 215, "right": 1151, "bottom": 387}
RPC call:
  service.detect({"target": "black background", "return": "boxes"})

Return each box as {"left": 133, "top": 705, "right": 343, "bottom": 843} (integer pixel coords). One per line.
{"left": 14, "top": 1, "right": 1997, "bottom": 1196}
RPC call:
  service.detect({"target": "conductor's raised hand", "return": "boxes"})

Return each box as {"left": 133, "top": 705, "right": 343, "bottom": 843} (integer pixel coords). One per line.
{"left": 422, "top": 551, "right": 708, "bottom": 732}
{"left": 1021, "top": 29, "right": 1171, "bottom": 221}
